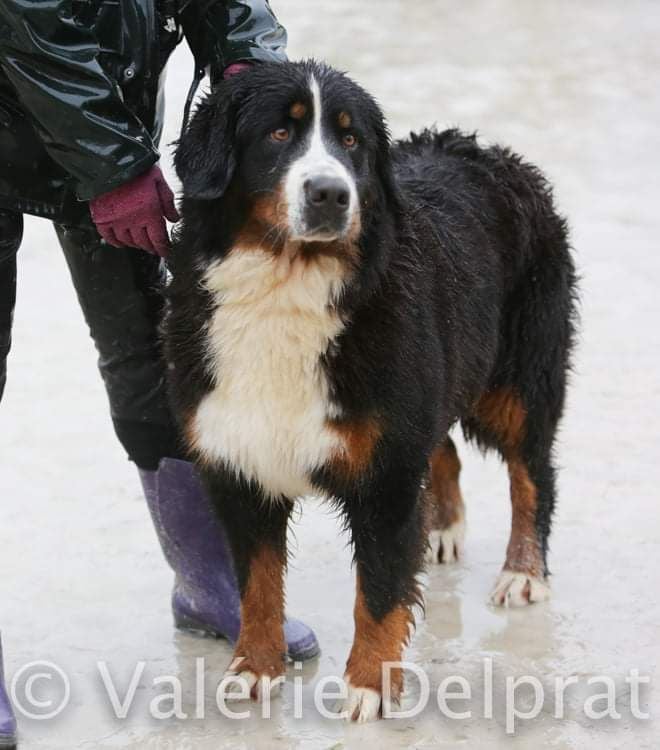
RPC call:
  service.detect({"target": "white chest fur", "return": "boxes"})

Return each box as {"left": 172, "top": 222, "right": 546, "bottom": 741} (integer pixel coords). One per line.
{"left": 191, "top": 249, "right": 347, "bottom": 499}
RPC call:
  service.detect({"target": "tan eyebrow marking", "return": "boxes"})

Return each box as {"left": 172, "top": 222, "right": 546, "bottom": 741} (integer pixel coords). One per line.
{"left": 338, "top": 111, "right": 352, "bottom": 128}
{"left": 289, "top": 101, "right": 307, "bottom": 120}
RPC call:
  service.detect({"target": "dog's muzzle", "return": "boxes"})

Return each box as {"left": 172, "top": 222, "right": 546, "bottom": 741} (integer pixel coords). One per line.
{"left": 301, "top": 176, "right": 351, "bottom": 238}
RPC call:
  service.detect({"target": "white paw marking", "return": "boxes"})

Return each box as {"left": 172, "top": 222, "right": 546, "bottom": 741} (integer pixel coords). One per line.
{"left": 427, "top": 517, "right": 466, "bottom": 564}
{"left": 340, "top": 681, "right": 383, "bottom": 722}
{"left": 221, "top": 658, "right": 284, "bottom": 701}
{"left": 489, "top": 570, "right": 551, "bottom": 608}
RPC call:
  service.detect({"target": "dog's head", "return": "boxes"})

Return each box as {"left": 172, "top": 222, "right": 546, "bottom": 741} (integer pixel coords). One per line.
{"left": 175, "top": 61, "right": 398, "bottom": 257}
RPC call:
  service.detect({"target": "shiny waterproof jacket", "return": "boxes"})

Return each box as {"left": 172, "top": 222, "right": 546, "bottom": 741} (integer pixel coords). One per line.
{"left": 0, "top": 0, "right": 286, "bottom": 221}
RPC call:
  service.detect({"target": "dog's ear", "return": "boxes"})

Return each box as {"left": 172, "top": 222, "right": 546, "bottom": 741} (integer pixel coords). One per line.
{"left": 175, "top": 88, "right": 241, "bottom": 200}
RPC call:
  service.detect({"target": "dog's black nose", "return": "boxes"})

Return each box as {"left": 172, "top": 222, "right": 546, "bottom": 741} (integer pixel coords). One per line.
{"left": 304, "top": 177, "right": 350, "bottom": 212}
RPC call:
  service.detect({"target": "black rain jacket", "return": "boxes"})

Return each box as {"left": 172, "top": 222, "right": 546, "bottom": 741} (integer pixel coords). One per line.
{"left": 0, "top": 0, "right": 286, "bottom": 221}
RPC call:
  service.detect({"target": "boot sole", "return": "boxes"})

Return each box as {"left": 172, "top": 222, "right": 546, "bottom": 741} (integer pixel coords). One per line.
{"left": 174, "top": 611, "right": 233, "bottom": 642}
{"left": 174, "top": 612, "right": 321, "bottom": 662}
{"left": 0, "top": 735, "right": 16, "bottom": 750}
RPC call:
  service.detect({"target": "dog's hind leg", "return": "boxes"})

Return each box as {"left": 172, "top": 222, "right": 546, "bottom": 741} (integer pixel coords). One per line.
{"left": 481, "top": 175, "right": 574, "bottom": 607}
{"left": 424, "top": 436, "right": 466, "bottom": 564}
{"left": 476, "top": 218, "right": 574, "bottom": 606}
{"left": 468, "top": 387, "right": 554, "bottom": 607}
{"left": 490, "top": 449, "right": 555, "bottom": 607}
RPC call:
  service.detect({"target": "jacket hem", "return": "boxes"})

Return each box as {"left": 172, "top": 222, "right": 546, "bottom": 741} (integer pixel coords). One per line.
{"left": 76, "top": 150, "right": 160, "bottom": 201}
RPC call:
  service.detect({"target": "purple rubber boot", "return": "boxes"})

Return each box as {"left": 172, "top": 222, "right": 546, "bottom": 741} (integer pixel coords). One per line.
{"left": 0, "top": 635, "right": 17, "bottom": 750}
{"left": 139, "top": 458, "right": 320, "bottom": 661}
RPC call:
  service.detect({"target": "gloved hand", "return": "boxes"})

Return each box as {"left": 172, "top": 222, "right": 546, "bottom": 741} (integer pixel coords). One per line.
{"left": 89, "top": 165, "right": 180, "bottom": 257}
{"left": 223, "top": 62, "right": 252, "bottom": 79}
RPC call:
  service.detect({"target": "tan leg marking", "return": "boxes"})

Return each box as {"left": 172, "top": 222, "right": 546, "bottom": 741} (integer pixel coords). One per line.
{"left": 225, "top": 544, "right": 286, "bottom": 698}
{"left": 490, "top": 459, "right": 550, "bottom": 607}
{"left": 342, "top": 575, "right": 413, "bottom": 721}
{"left": 505, "top": 459, "right": 543, "bottom": 576}
{"left": 471, "top": 388, "right": 550, "bottom": 606}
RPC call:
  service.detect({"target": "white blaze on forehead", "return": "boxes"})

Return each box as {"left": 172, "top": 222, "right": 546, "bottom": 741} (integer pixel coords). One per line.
{"left": 284, "top": 74, "right": 358, "bottom": 238}
{"left": 308, "top": 76, "right": 330, "bottom": 166}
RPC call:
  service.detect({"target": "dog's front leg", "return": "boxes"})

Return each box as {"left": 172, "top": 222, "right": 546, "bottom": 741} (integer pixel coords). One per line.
{"left": 204, "top": 470, "right": 292, "bottom": 701}
{"left": 341, "top": 471, "right": 427, "bottom": 722}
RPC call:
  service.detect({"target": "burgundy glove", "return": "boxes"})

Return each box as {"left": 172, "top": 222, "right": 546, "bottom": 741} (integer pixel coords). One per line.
{"left": 223, "top": 62, "right": 252, "bottom": 79}
{"left": 89, "top": 165, "right": 180, "bottom": 257}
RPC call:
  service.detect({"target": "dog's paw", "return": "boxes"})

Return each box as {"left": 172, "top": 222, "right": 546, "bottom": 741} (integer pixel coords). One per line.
{"left": 489, "top": 570, "right": 550, "bottom": 608}
{"left": 340, "top": 681, "right": 386, "bottom": 722}
{"left": 427, "top": 517, "right": 465, "bottom": 564}
{"left": 220, "top": 656, "right": 284, "bottom": 702}
{"left": 339, "top": 676, "right": 402, "bottom": 722}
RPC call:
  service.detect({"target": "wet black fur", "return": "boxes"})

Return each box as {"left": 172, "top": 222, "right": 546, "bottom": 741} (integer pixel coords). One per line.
{"left": 165, "top": 61, "right": 577, "bottom": 629}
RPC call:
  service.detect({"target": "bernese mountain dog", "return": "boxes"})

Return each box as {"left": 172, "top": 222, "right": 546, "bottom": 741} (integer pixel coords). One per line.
{"left": 165, "top": 60, "right": 577, "bottom": 721}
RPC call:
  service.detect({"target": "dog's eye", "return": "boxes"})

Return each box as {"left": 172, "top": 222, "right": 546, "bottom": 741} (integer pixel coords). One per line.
{"left": 270, "top": 128, "right": 290, "bottom": 142}
{"left": 342, "top": 133, "right": 357, "bottom": 149}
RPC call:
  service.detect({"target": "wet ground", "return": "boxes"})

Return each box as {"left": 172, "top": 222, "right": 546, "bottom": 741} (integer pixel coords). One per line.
{"left": 1, "top": 1, "right": 659, "bottom": 748}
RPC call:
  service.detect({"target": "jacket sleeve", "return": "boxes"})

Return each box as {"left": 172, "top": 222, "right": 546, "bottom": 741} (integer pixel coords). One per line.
{"left": 182, "top": 0, "right": 287, "bottom": 82}
{"left": 0, "top": 1, "right": 158, "bottom": 200}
